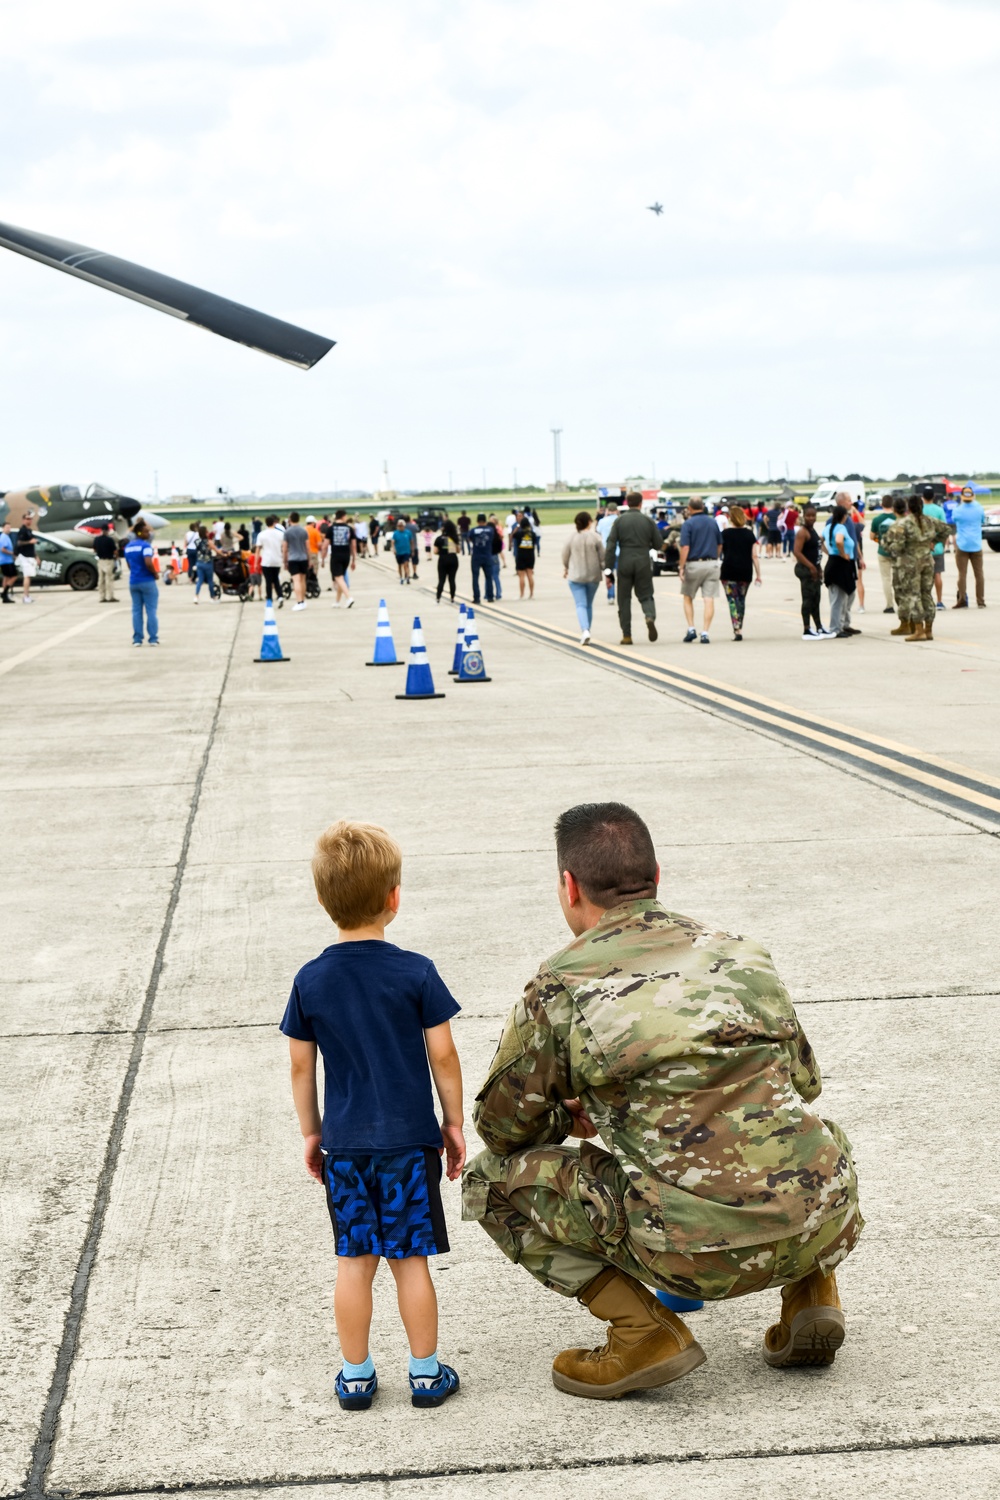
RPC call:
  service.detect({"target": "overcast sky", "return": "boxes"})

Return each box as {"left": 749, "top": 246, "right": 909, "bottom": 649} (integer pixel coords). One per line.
{"left": 2, "top": 0, "right": 999, "bottom": 497}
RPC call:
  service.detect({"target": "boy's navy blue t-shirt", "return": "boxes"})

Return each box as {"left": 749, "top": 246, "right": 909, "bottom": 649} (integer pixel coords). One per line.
{"left": 280, "top": 941, "right": 460, "bottom": 1155}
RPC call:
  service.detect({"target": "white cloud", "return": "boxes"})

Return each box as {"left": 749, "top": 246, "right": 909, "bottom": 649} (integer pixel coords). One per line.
{"left": 1, "top": 0, "right": 999, "bottom": 494}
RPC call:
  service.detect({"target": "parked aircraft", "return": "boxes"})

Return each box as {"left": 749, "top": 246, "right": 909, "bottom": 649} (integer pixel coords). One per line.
{"left": 0, "top": 483, "right": 167, "bottom": 546}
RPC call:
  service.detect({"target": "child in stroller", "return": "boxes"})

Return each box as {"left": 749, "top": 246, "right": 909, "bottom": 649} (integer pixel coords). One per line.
{"left": 213, "top": 551, "right": 251, "bottom": 602}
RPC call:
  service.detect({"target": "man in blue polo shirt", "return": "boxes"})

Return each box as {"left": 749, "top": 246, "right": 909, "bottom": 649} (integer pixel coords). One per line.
{"left": 124, "top": 520, "right": 159, "bottom": 645}
{"left": 679, "top": 497, "right": 721, "bottom": 643}
{"left": 953, "top": 486, "right": 986, "bottom": 608}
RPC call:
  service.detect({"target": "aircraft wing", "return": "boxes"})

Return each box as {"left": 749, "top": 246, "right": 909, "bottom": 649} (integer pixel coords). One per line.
{"left": 0, "top": 220, "right": 334, "bottom": 370}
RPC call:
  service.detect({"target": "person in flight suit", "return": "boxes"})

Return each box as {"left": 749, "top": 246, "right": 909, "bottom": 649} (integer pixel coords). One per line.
{"left": 601, "top": 494, "right": 664, "bottom": 645}
{"left": 463, "top": 802, "right": 862, "bottom": 1399}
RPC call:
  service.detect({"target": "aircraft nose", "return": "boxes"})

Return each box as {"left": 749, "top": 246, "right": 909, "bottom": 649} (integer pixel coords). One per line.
{"left": 138, "top": 510, "right": 168, "bottom": 530}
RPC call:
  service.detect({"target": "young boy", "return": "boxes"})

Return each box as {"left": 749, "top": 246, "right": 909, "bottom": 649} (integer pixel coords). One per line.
{"left": 281, "top": 820, "right": 465, "bottom": 1412}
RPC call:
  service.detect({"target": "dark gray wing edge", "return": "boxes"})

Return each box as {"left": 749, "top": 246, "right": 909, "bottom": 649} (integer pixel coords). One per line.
{"left": 0, "top": 220, "right": 334, "bottom": 370}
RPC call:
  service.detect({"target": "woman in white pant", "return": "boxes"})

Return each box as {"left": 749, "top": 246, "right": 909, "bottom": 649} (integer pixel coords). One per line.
{"left": 562, "top": 512, "right": 605, "bottom": 645}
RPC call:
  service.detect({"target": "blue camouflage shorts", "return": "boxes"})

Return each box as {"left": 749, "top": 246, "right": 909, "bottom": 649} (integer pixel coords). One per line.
{"left": 324, "top": 1147, "right": 450, "bottom": 1259}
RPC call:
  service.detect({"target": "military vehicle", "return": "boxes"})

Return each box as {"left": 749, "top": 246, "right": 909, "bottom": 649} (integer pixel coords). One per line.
{"left": 0, "top": 483, "right": 167, "bottom": 547}
{"left": 415, "top": 507, "right": 449, "bottom": 532}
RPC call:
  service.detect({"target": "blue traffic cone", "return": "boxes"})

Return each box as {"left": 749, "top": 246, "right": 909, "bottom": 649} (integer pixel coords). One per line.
{"left": 395, "top": 618, "right": 445, "bottom": 700}
{"left": 458, "top": 608, "right": 491, "bottom": 682}
{"left": 655, "top": 1291, "right": 704, "bottom": 1313}
{"left": 254, "top": 598, "right": 289, "bottom": 662}
{"left": 366, "top": 598, "right": 402, "bottom": 665}
{"left": 449, "top": 603, "right": 468, "bottom": 675}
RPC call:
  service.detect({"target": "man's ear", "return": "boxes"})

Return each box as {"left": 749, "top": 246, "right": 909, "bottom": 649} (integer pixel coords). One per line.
{"left": 654, "top": 863, "right": 660, "bottom": 889}
{"left": 563, "top": 871, "right": 581, "bottom": 907}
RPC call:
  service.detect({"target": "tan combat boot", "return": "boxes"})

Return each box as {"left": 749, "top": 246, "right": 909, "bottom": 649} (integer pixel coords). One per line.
{"left": 763, "top": 1268, "right": 845, "bottom": 1368}
{"left": 620, "top": 635, "right": 633, "bottom": 645}
{"left": 923, "top": 618, "right": 935, "bottom": 640}
{"left": 905, "top": 621, "right": 928, "bottom": 641}
{"left": 551, "top": 1268, "right": 706, "bottom": 1399}
{"left": 890, "top": 617, "right": 911, "bottom": 635}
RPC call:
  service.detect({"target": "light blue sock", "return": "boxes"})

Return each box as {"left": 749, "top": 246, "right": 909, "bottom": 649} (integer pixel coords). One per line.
{"left": 342, "top": 1354, "right": 375, "bottom": 1381}
{"left": 409, "top": 1352, "right": 440, "bottom": 1378}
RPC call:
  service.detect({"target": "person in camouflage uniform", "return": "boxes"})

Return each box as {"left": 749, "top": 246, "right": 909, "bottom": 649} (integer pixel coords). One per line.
{"left": 464, "top": 802, "right": 862, "bottom": 1399}
{"left": 882, "top": 495, "right": 952, "bottom": 642}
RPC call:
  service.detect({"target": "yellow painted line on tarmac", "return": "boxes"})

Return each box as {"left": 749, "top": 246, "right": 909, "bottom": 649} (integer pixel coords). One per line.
{"left": 481, "top": 602, "right": 1000, "bottom": 820}
{"left": 0, "top": 608, "right": 124, "bottom": 678}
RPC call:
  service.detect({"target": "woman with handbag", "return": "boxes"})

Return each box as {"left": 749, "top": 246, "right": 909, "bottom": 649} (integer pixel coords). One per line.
{"left": 822, "top": 504, "right": 859, "bottom": 638}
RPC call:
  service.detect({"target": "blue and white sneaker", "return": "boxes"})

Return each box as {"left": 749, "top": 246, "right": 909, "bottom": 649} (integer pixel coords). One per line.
{"left": 335, "top": 1368, "right": 378, "bottom": 1411}
{"left": 409, "top": 1362, "right": 460, "bottom": 1408}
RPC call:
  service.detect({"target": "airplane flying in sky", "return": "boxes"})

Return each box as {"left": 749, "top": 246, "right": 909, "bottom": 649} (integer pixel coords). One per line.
{"left": 0, "top": 221, "right": 335, "bottom": 369}
{"left": 647, "top": 203, "right": 664, "bottom": 216}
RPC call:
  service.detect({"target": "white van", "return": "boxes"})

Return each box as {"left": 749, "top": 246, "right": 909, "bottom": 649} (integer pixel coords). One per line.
{"left": 810, "top": 480, "right": 864, "bottom": 511}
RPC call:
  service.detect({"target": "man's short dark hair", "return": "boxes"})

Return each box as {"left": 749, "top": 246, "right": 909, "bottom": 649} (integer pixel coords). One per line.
{"left": 554, "top": 802, "right": 657, "bottom": 908}
{"left": 335, "top": 509, "right": 346, "bottom": 518}
{"left": 626, "top": 492, "right": 642, "bottom": 508}
{"left": 289, "top": 511, "right": 300, "bottom": 523}
{"left": 477, "top": 512, "right": 487, "bottom": 522}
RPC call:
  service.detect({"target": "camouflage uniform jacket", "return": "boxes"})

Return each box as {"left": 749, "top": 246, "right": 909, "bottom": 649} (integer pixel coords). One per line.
{"left": 882, "top": 513, "right": 950, "bottom": 561}
{"left": 470, "top": 900, "right": 857, "bottom": 1255}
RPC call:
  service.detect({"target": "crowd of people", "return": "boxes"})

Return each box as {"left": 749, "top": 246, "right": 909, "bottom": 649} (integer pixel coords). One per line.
{"left": 5, "top": 485, "right": 990, "bottom": 651}
{"left": 581, "top": 485, "right": 989, "bottom": 647}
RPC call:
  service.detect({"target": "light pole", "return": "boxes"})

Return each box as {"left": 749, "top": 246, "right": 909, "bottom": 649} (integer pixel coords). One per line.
{"left": 513, "top": 467, "right": 518, "bottom": 493}
{"left": 551, "top": 428, "right": 563, "bottom": 488}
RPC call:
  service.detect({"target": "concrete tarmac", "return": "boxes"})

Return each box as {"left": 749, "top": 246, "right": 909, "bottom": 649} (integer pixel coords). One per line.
{"left": 2, "top": 543, "right": 999, "bottom": 1500}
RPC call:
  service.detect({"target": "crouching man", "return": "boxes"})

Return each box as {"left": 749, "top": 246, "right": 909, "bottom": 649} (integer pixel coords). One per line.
{"left": 462, "top": 802, "right": 862, "bottom": 1399}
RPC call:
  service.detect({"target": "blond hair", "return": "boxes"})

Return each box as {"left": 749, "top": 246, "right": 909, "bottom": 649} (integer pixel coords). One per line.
{"left": 312, "top": 820, "right": 402, "bottom": 929}
{"left": 729, "top": 505, "right": 747, "bottom": 527}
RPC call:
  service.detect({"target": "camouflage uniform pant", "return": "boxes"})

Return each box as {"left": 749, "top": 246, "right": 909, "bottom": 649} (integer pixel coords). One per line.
{"left": 894, "top": 553, "right": 934, "bottom": 625}
{"left": 463, "top": 1143, "right": 862, "bottom": 1300}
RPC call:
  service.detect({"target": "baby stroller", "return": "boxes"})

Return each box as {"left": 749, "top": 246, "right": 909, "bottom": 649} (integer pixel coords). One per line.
{"left": 280, "top": 564, "right": 321, "bottom": 601}
{"left": 213, "top": 551, "right": 251, "bottom": 602}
